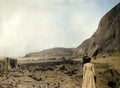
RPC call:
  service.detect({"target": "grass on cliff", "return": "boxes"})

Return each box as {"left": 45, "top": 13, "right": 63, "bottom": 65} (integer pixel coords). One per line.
{"left": 92, "top": 55, "right": 120, "bottom": 88}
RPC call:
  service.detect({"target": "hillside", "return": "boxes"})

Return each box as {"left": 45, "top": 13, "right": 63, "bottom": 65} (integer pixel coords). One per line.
{"left": 73, "top": 3, "right": 120, "bottom": 58}
{"left": 25, "top": 47, "right": 75, "bottom": 59}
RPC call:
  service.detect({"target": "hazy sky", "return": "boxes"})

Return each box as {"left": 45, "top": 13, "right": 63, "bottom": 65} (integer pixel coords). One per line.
{"left": 0, "top": 0, "right": 119, "bottom": 57}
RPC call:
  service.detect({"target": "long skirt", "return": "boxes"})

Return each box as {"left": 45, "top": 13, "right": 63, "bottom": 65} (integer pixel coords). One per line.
{"left": 82, "top": 71, "right": 96, "bottom": 88}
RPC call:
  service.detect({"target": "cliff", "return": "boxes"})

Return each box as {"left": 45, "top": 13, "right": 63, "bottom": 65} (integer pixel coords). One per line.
{"left": 73, "top": 3, "right": 120, "bottom": 57}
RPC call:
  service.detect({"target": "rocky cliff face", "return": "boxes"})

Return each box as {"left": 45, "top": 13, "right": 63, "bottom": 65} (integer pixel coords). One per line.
{"left": 73, "top": 3, "right": 120, "bottom": 57}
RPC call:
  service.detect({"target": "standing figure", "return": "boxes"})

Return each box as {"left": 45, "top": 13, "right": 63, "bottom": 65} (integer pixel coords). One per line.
{"left": 82, "top": 57, "right": 96, "bottom": 88}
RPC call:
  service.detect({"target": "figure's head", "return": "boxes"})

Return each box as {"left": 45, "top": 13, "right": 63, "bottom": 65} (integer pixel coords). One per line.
{"left": 85, "top": 57, "right": 91, "bottom": 63}
{"left": 87, "top": 57, "right": 91, "bottom": 62}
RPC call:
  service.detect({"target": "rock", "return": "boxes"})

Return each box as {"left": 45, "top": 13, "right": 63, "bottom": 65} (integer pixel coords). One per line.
{"left": 0, "top": 57, "right": 17, "bottom": 70}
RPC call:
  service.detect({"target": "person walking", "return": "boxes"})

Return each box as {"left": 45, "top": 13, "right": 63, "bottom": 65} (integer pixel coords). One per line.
{"left": 82, "top": 57, "right": 96, "bottom": 88}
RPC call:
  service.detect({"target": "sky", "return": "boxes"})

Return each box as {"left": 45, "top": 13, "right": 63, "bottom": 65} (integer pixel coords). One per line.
{"left": 0, "top": 0, "right": 119, "bottom": 57}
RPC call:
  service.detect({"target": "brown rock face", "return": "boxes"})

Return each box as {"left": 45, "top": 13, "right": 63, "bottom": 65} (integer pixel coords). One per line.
{"left": 73, "top": 3, "right": 120, "bottom": 57}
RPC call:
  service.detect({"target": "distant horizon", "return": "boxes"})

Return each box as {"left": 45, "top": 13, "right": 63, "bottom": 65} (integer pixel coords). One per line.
{"left": 0, "top": 0, "right": 120, "bottom": 57}
{"left": 0, "top": 46, "right": 75, "bottom": 58}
